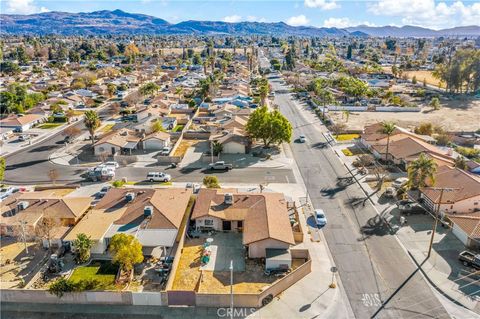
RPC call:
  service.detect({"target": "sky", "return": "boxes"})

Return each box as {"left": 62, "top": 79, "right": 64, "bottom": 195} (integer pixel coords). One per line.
{"left": 1, "top": 0, "right": 480, "bottom": 29}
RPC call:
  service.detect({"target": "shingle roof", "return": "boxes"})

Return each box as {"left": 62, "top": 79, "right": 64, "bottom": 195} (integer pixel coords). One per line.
{"left": 191, "top": 189, "right": 295, "bottom": 245}
{"left": 0, "top": 114, "right": 43, "bottom": 126}
{"left": 95, "top": 128, "right": 141, "bottom": 148}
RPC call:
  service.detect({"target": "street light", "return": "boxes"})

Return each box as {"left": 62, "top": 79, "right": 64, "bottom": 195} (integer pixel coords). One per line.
{"left": 425, "top": 187, "right": 459, "bottom": 259}
{"left": 229, "top": 260, "right": 234, "bottom": 319}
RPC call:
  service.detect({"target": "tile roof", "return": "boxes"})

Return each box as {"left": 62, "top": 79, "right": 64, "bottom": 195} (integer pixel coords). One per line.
{"left": 191, "top": 189, "right": 295, "bottom": 245}
{"left": 95, "top": 128, "right": 141, "bottom": 148}
{"left": 0, "top": 114, "right": 43, "bottom": 126}
{"left": 448, "top": 212, "right": 480, "bottom": 239}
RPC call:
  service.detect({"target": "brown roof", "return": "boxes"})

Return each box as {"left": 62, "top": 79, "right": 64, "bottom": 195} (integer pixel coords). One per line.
{"left": 3, "top": 196, "right": 91, "bottom": 220}
{"left": 95, "top": 188, "right": 192, "bottom": 230}
{"left": 0, "top": 114, "right": 43, "bottom": 126}
{"left": 191, "top": 189, "right": 295, "bottom": 245}
{"left": 95, "top": 128, "right": 141, "bottom": 148}
{"left": 448, "top": 212, "right": 480, "bottom": 239}
{"left": 361, "top": 123, "right": 402, "bottom": 143}
{"left": 421, "top": 166, "right": 480, "bottom": 204}
{"left": 210, "top": 127, "right": 249, "bottom": 145}
{"left": 144, "top": 130, "right": 170, "bottom": 141}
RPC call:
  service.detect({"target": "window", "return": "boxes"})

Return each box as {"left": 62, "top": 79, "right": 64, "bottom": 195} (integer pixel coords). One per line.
{"left": 237, "top": 221, "right": 243, "bottom": 228}
{"left": 204, "top": 219, "right": 213, "bottom": 226}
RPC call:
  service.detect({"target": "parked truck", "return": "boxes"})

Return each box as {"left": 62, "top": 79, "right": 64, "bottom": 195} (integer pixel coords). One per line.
{"left": 458, "top": 251, "right": 480, "bottom": 269}
{"left": 208, "top": 161, "right": 233, "bottom": 171}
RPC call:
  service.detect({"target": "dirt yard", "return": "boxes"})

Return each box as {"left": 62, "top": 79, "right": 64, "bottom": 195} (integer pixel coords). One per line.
{"left": 173, "top": 139, "right": 201, "bottom": 157}
{"left": 172, "top": 238, "right": 305, "bottom": 293}
{"left": 403, "top": 70, "right": 443, "bottom": 88}
{"left": 330, "top": 98, "right": 480, "bottom": 132}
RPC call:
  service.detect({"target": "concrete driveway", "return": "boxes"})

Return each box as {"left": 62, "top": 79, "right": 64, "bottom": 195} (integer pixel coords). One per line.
{"left": 200, "top": 232, "right": 245, "bottom": 272}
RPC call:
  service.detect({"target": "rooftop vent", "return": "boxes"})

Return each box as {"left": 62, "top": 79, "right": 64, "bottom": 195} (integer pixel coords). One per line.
{"left": 125, "top": 192, "right": 135, "bottom": 202}
{"left": 144, "top": 206, "right": 153, "bottom": 218}
{"left": 224, "top": 193, "right": 233, "bottom": 205}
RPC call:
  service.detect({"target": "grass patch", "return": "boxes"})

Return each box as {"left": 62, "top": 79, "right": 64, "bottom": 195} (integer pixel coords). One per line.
{"left": 342, "top": 148, "right": 354, "bottom": 156}
{"left": 172, "top": 125, "right": 185, "bottom": 133}
{"left": 336, "top": 134, "right": 360, "bottom": 141}
{"left": 342, "top": 147, "right": 366, "bottom": 156}
{"left": 69, "top": 261, "right": 118, "bottom": 290}
{"left": 38, "top": 123, "right": 63, "bottom": 129}
{"left": 101, "top": 124, "right": 115, "bottom": 133}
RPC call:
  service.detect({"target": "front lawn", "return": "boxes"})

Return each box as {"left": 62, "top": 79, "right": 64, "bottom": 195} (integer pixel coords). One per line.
{"left": 336, "top": 134, "right": 360, "bottom": 141}
{"left": 69, "top": 261, "right": 118, "bottom": 290}
{"left": 172, "top": 125, "right": 185, "bottom": 132}
{"left": 38, "top": 123, "right": 63, "bottom": 129}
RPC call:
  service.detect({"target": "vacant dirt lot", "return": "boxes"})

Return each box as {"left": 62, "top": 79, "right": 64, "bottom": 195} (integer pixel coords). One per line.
{"left": 330, "top": 98, "right": 480, "bottom": 132}
{"left": 403, "top": 70, "right": 442, "bottom": 88}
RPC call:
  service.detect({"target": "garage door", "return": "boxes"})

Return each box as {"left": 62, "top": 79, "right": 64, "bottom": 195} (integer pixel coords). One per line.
{"left": 452, "top": 224, "right": 468, "bottom": 246}
{"left": 224, "top": 142, "right": 245, "bottom": 154}
{"left": 144, "top": 139, "right": 164, "bottom": 150}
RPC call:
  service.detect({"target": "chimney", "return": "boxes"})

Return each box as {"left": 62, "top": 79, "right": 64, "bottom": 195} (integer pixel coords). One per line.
{"left": 224, "top": 193, "right": 233, "bottom": 205}
{"left": 125, "top": 192, "right": 135, "bottom": 202}
{"left": 144, "top": 206, "right": 153, "bottom": 218}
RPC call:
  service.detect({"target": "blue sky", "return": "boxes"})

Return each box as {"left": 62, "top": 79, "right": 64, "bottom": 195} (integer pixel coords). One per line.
{"left": 2, "top": 0, "right": 480, "bottom": 29}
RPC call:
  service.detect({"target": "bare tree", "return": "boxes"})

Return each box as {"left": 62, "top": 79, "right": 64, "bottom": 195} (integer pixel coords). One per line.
{"left": 48, "top": 169, "right": 59, "bottom": 185}
{"left": 35, "top": 217, "right": 58, "bottom": 251}
{"left": 62, "top": 126, "right": 81, "bottom": 140}
{"left": 330, "top": 123, "right": 347, "bottom": 138}
{"left": 99, "top": 151, "right": 109, "bottom": 163}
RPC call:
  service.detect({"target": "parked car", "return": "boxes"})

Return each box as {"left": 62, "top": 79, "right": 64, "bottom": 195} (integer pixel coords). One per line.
{"left": 314, "top": 209, "right": 327, "bottom": 227}
{"left": 384, "top": 187, "right": 396, "bottom": 198}
{"left": 97, "top": 185, "right": 111, "bottom": 198}
{"left": 147, "top": 172, "right": 171, "bottom": 182}
{"left": 392, "top": 177, "right": 409, "bottom": 189}
{"left": 104, "top": 161, "right": 119, "bottom": 169}
{"left": 160, "top": 146, "right": 171, "bottom": 156}
{"left": 458, "top": 251, "right": 480, "bottom": 269}
{"left": 209, "top": 161, "right": 233, "bottom": 171}
{"left": 18, "top": 135, "right": 30, "bottom": 141}
{"left": 299, "top": 135, "right": 306, "bottom": 143}
{"left": 0, "top": 187, "right": 19, "bottom": 201}
{"left": 397, "top": 200, "right": 426, "bottom": 214}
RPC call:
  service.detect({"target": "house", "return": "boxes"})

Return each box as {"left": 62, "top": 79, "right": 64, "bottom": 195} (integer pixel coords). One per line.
{"left": 0, "top": 114, "right": 45, "bottom": 132}
{"left": 94, "top": 128, "right": 142, "bottom": 155}
{"left": 191, "top": 189, "right": 295, "bottom": 258}
{"left": 143, "top": 131, "right": 171, "bottom": 150}
{"left": 210, "top": 128, "right": 250, "bottom": 154}
{"left": 448, "top": 213, "right": 480, "bottom": 250}
{"left": 419, "top": 166, "right": 480, "bottom": 215}
{"left": 64, "top": 188, "right": 193, "bottom": 257}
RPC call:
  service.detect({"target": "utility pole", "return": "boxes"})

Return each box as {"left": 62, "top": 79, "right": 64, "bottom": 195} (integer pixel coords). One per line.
{"left": 210, "top": 142, "right": 214, "bottom": 164}
{"left": 426, "top": 187, "right": 458, "bottom": 259}
{"left": 229, "top": 260, "right": 234, "bottom": 319}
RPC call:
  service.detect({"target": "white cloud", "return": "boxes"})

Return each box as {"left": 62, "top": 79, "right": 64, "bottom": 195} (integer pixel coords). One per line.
{"left": 304, "top": 0, "right": 340, "bottom": 10}
{"left": 246, "top": 16, "right": 267, "bottom": 23}
{"left": 4, "top": 0, "right": 49, "bottom": 14}
{"left": 368, "top": 0, "right": 480, "bottom": 29}
{"left": 286, "top": 15, "right": 310, "bottom": 26}
{"left": 223, "top": 15, "right": 242, "bottom": 23}
{"left": 323, "top": 17, "right": 376, "bottom": 28}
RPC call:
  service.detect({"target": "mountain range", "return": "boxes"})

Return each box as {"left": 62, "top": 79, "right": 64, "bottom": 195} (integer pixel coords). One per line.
{"left": 1, "top": 9, "right": 479, "bottom": 38}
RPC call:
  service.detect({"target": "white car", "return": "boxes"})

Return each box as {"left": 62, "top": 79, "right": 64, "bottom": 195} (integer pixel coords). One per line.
{"left": 160, "top": 146, "right": 171, "bottom": 156}
{"left": 299, "top": 135, "right": 306, "bottom": 143}
{"left": 147, "top": 172, "right": 171, "bottom": 182}
{"left": 314, "top": 209, "right": 327, "bottom": 227}
{"left": 392, "top": 177, "right": 409, "bottom": 189}
{"left": 104, "top": 161, "right": 119, "bottom": 169}
{"left": 0, "top": 187, "right": 19, "bottom": 201}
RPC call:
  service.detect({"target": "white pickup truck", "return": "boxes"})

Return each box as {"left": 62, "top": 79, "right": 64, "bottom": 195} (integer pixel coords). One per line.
{"left": 208, "top": 161, "right": 233, "bottom": 171}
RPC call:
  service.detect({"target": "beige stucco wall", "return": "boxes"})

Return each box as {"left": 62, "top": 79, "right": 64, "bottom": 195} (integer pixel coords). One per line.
{"left": 248, "top": 239, "right": 290, "bottom": 258}
{"left": 223, "top": 141, "right": 245, "bottom": 154}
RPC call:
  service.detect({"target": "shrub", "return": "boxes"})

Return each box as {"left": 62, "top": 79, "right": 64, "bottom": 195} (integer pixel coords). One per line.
{"left": 112, "top": 180, "right": 125, "bottom": 188}
{"left": 203, "top": 176, "right": 220, "bottom": 188}
{"left": 456, "top": 146, "right": 480, "bottom": 159}
{"left": 341, "top": 148, "right": 354, "bottom": 156}
{"left": 49, "top": 277, "right": 77, "bottom": 298}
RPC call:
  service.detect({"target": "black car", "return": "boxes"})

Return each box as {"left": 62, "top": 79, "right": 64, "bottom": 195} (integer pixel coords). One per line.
{"left": 397, "top": 200, "right": 426, "bottom": 214}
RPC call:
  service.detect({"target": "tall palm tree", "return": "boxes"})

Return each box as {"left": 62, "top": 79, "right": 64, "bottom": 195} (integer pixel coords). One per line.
{"left": 73, "top": 233, "right": 93, "bottom": 263}
{"left": 407, "top": 153, "right": 438, "bottom": 189}
{"left": 377, "top": 121, "right": 396, "bottom": 163}
{"left": 259, "top": 82, "right": 269, "bottom": 107}
{"left": 84, "top": 110, "right": 100, "bottom": 146}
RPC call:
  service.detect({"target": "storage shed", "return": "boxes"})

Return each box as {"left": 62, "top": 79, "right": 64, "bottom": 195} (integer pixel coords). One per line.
{"left": 265, "top": 248, "right": 292, "bottom": 270}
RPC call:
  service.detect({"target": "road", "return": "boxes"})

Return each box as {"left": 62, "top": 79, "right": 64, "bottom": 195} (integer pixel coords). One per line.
{"left": 270, "top": 76, "right": 450, "bottom": 319}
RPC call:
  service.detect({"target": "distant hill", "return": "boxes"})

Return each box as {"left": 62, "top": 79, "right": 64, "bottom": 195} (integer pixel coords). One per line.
{"left": 346, "top": 25, "right": 480, "bottom": 37}
{"left": 1, "top": 10, "right": 478, "bottom": 37}
{"left": 0, "top": 10, "right": 349, "bottom": 36}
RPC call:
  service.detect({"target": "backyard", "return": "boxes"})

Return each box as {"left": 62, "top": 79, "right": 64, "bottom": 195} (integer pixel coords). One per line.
{"left": 173, "top": 139, "right": 201, "bottom": 157}
{"left": 68, "top": 261, "right": 119, "bottom": 290}
{"left": 38, "top": 123, "right": 64, "bottom": 129}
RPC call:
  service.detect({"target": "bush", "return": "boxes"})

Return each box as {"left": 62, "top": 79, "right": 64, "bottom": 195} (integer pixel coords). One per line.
{"left": 112, "top": 180, "right": 125, "bottom": 188}
{"left": 341, "top": 148, "right": 354, "bottom": 156}
{"left": 456, "top": 146, "right": 480, "bottom": 159}
{"left": 203, "top": 176, "right": 220, "bottom": 188}
{"left": 48, "top": 277, "right": 77, "bottom": 298}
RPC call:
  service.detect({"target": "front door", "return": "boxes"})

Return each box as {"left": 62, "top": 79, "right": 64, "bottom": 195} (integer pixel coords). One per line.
{"left": 222, "top": 221, "right": 231, "bottom": 231}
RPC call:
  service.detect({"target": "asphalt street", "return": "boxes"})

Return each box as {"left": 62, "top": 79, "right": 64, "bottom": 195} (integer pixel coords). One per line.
{"left": 271, "top": 77, "right": 450, "bottom": 319}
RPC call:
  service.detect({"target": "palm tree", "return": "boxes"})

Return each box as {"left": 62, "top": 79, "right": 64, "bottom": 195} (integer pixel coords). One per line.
{"left": 73, "top": 233, "right": 93, "bottom": 264}
{"left": 212, "top": 141, "right": 223, "bottom": 157}
{"left": 454, "top": 156, "right": 467, "bottom": 170}
{"left": 175, "top": 87, "right": 184, "bottom": 100}
{"left": 377, "top": 121, "right": 396, "bottom": 163}
{"left": 84, "top": 110, "right": 100, "bottom": 146}
{"left": 342, "top": 110, "right": 350, "bottom": 122}
{"left": 407, "top": 153, "right": 438, "bottom": 189}
{"left": 259, "top": 82, "right": 269, "bottom": 107}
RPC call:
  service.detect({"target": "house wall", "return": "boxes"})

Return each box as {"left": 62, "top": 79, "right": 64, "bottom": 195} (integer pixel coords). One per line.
{"left": 195, "top": 216, "right": 222, "bottom": 231}
{"left": 248, "top": 239, "right": 290, "bottom": 258}
{"left": 94, "top": 143, "right": 121, "bottom": 156}
{"left": 223, "top": 141, "right": 245, "bottom": 154}
{"left": 452, "top": 223, "right": 468, "bottom": 246}
{"left": 422, "top": 193, "right": 480, "bottom": 214}
{"left": 143, "top": 139, "right": 168, "bottom": 150}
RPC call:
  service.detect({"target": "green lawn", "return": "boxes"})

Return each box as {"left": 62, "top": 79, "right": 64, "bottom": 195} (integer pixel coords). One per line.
{"left": 69, "top": 261, "right": 118, "bottom": 290}
{"left": 172, "top": 125, "right": 185, "bottom": 132}
{"left": 336, "top": 134, "right": 360, "bottom": 141}
{"left": 38, "top": 123, "right": 64, "bottom": 129}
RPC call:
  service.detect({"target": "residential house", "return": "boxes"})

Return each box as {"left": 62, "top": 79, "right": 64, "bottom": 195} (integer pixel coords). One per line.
{"left": 142, "top": 131, "right": 171, "bottom": 150}
{"left": 94, "top": 128, "right": 142, "bottom": 155}
{"left": 210, "top": 128, "right": 250, "bottom": 154}
{"left": 0, "top": 114, "right": 45, "bottom": 132}
{"left": 191, "top": 189, "right": 295, "bottom": 258}
{"left": 64, "top": 188, "right": 193, "bottom": 257}
{"left": 448, "top": 213, "right": 480, "bottom": 250}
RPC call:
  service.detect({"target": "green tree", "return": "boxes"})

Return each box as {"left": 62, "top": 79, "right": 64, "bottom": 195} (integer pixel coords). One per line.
{"left": 212, "top": 141, "right": 223, "bottom": 156}
{"left": 246, "top": 106, "right": 292, "bottom": 148}
{"left": 430, "top": 97, "right": 440, "bottom": 110}
{"left": 139, "top": 82, "right": 160, "bottom": 98}
{"left": 150, "top": 120, "right": 165, "bottom": 133}
{"left": 258, "top": 80, "right": 270, "bottom": 107}
{"left": 454, "top": 156, "right": 467, "bottom": 170}
{"left": 0, "top": 61, "right": 20, "bottom": 75}
{"left": 407, "top": 153, "right": 437, "bottom": 189}
{"left": 377, "top": 121, "right": 396, "bottom": 163}
{"left": 107, "top": 83, "right": 117, "bottom": 98}
{"left": 73, "top": 233, "right": 93, "bottom": 264}
{"left": 412, "top": 75, "right": 417, "bottom": 84}
{"left": 84, "top": 110, "right": 101, "bottom": 146}
{"left": 203, "top": 176, "right": 220, "bottom": 188}
{"left": 346, "top": 45, "right": 352, "bottom": 60}
{"left": 109, "top": 234, "right": 143, "bottom": 274}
